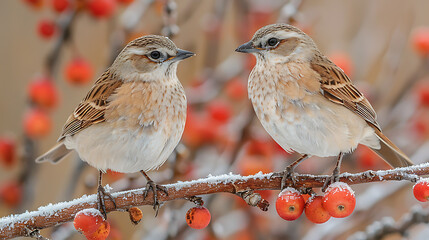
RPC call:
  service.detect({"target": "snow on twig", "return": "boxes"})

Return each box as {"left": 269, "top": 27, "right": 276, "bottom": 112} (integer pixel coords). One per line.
{"left": 2, "top": 164, "right": 429, "bottom": 239}
{"left": 349, "top": 205, "right": 429, "bottom": 240}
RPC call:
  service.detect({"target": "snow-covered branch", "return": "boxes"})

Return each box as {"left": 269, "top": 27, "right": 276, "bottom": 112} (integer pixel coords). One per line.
{"left": 1, "top": 163, "right": 429, "bottom": 239}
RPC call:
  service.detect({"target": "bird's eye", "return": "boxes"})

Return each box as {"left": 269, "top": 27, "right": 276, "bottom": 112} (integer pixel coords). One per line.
{"left": 267, "top": 38, "right": 279, "bottom": 47}
{"left": 150, "top": 51, "right": 161, "bottom": 60}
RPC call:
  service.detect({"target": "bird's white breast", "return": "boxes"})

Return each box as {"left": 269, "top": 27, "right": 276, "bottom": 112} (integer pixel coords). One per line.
{"left": 64, "top": 80, "right": 187, "bottom": 173}
{"left": 248, "top": 59, "right": 379, "bottom": 157}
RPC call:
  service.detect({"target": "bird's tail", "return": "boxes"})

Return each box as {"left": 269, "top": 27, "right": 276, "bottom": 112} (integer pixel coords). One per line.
{"left": 371, "top": 128, "right": 413, "bottom": 168}
{"left": 35, "top": 143, "right": 71, "bottom": 164}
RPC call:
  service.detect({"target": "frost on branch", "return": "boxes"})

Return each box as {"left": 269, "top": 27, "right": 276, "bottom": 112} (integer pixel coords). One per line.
{"left": 349, "top": 205, "right": 429, "bottom": 240}
{"left": 1, "top": 164, "right": 429, "bottom": 239}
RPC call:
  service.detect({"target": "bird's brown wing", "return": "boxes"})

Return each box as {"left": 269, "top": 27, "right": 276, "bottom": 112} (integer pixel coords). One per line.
{"left": 310, "top": 57, "right": 413, "bottom": 167}
{"left": 58, "top": 69, "right": 123, "bottom": 141}
{"left": 311, "top": 58, "right": 381, "bottom": 131}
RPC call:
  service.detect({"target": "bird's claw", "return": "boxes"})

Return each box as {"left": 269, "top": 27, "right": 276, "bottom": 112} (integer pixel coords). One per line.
{"left": 322, "top": 171, "right": 340, "bottom": 192}
{"left": 273, "top": 166, "right": 297, "bottom": 190}
{"left": 97, "top": 185, "right": 117, "bottom": 219}
{"left": 143, "top": 180, "right": 168, "bottom": 216}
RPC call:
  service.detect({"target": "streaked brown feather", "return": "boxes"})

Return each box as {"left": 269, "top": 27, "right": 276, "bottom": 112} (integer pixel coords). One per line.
{"left": 311, "top": 56, "right": 381, "bottom": 131}
{"left": 58, "top": 69, "right": 123, "bottom": 141}
{"left": 311, "top": 55, "right": 413, "bottom": 167}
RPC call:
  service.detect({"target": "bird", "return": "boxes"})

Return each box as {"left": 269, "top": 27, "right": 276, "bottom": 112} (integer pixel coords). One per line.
{"left": 235, "top": 23, "right": 413, "bottom": 190}
{"left": 36, "top": 35, "right": 194, "bottom": 217}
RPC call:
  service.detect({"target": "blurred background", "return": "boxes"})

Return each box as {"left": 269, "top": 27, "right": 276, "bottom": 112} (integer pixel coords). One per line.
{"left": 1, "top": 0, "right": 429, "bottom": 239}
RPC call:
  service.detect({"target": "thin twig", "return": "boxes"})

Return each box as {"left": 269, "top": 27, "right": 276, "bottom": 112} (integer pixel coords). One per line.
{"left": 348, "top": 205, "right": 429, "bottom": 240}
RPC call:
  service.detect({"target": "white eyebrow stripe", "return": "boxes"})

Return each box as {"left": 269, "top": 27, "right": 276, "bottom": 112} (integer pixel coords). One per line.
{"left": 275, "top": 31, "right": 301, "bottom": 39}
{"left": 128, "top": 48, "right": 146, "bottom": 55}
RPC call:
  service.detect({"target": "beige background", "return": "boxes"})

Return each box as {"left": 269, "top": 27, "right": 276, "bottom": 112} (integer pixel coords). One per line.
{"left": 1, "top": 0, "right": 429, "bottom": 239}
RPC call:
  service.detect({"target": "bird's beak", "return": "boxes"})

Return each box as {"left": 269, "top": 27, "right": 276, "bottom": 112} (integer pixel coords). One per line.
{"left": 235, "top": 41, "right": 259, "bottom": 53}
{"left": 171, "top": 49, "right": 195, "bottom": 61}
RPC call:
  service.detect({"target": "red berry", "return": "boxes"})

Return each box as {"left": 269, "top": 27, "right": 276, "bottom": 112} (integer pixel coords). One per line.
{"left": 74, "top": 209, "right": 110, "bottom": 239}
{"left": 413, "top": 179, "right": 429, "bottom": 202}
{"left": 238, "top": 140, "right": 274, "bottom": 176}
{"left": 199, "top": 119, "right": 221, "bottom": 143}
{"left": 0, "top": 137, "right": 16, "bottom": 167}
{"left": 322, "top": 182, "right": 356, "bottom": 218}
{"left": 329, "top": 52, "right": 353, "bottom": 77}
{"left": 37, "top": 19, "right": 56, "bottom": 39}
{"left": 86, "top": 221, "right": 110, "bottom": 240}
{"left": 225, "top": 77, "right": 247, "bottom": 100}
{"left": 412, "top": 27, "right": 429, "bottom": 56}
{"left": 88, "top": 0, "right": 116, "bottom": 19}
{"left": 0, "top": 181, "right": 22, "bottom": 207}
{"left": 65, "top": 57, "right": 93, "bottom": 85}
{"left": 183, "top": 109, "right": 222, "bottom": 148}
{"left": 417, "top": 83, "right": 429, "bottom": 107}
{"left": 305, "top": 196, "right": 331, "bottom": 224}
{"left": 246, "top": 139, "right": 273, "bottom": 157}
{"left": 182, "top": 110, "right": 203, "bottom": 147}
{"left": 355, "top": 145, "right": 380, "bottom": 170}
{"left": 28, "top": 77, "right": 59, "bottom": 109}
{"left": 238, "top": 155, "right": 273, "bottom": 176}
{"left": 275, "top": 188, "right": 305, "bottom": 221}
{"left": 271, "top": 140, "right": 292, "bottom": 157}
{"left": 74, "top": 209, "right": 103, "bottom": 235}
{"left": 206, "top": 100, "right": 232, "bottom": 124}
{"left": 52, "top": 0, "right": 69, "bottom": 13}
{"left": 413, "top": 114, "right": 429, "bottom": 139}
{"left": 186, "top": 206, "right": 211, "bottom": 229}
{"left": 23, "top": 0, "right": 44, "bottom": 8}
{"left": 23, "top": 108, "right": 52, "bottom": 138}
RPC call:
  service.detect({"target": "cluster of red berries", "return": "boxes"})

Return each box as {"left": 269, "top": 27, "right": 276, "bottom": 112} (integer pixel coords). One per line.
{"left": 25, "top": 0, "right": 135, "bottom": 40}
{"left": 275, "top": 183, "right": 356, "bottom": 224}
{"left": 51, "top": 177, "right": 429, "bottom": 239}
{"left": 413, "top": 86, "right": 429, "bottom": 140}
{"left": 25, "top": 76, "right": 57, "bottom": 138}
{"left": 410, "top": 28, "right": 429, "bottom": 139}
{"left": 72, "top": 205, "right": 211, "bottom": 239}
{"left": 0, "top": 138, "right": 21, "bottom": 207}
{"left": 183, "top": 100, "right": 233, "bottom": 148}
{"left": 23, "top": 55, "right": 94, "bottom": 137}
{"left": 182, "top": 75, "right": 248, "bottom": 149}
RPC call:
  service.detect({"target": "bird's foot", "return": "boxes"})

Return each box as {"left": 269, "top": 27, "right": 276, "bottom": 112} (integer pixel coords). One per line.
{"left": 143, "top": 180, "right": 168, "bottom": 216}
{"left": 322, "top": 153, "right": 344, "bottom": 192}
{"left": 273, "top": 166, "right": 297, "bottom": 190}
{"left": 322, "top": 169, "right": 341, "bottom": 192}
{"left": 97, "top": 185, "right": 117, "bottom": 219}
